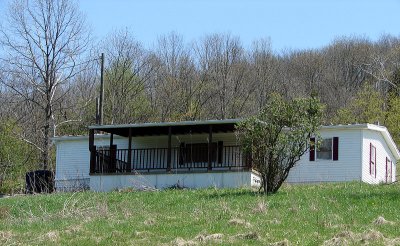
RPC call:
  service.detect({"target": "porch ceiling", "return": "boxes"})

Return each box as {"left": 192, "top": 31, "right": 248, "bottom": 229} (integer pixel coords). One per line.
{"left": 89, "top": 119, "right": 240, "bottom": 137}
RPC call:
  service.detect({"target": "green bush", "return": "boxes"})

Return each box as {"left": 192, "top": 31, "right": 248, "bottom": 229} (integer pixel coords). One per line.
{"left": 0, "top": 121, "right": 38, "bottom": 194}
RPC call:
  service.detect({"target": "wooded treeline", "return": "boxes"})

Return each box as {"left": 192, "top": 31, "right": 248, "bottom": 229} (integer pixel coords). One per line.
{"left": 0, "top": 0, "right": 399, "bottom": 193}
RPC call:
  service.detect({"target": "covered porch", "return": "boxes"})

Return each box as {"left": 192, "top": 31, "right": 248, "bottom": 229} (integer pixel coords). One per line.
{"left": 88, "top": 119, "right": 251, "bottom": 174}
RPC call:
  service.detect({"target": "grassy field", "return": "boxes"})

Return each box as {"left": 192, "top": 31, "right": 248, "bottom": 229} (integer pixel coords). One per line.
{"left": 1, "top": 182, "right": 400, "bottom": 245}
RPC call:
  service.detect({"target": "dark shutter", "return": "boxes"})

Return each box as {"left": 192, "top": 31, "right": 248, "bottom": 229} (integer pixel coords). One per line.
{"left": 217, "top": 141, "right": 223, "bottom": 164}
{"left": 309, "top": 138, "right": 315, "bottom": 161}
{"left": 333, "top": 137, "right": 339, "bottom": 161}
{"left": 179, "top": 142, "right": 185, "bottom": 165}
{"left": 370, "top": 143, "right": 372, "bottom": 175}
{"left": 374, "top": 146, "right": 377, "bottom": 178}
{"left": 109, "top": 145, "right": 117, "bottom": 172}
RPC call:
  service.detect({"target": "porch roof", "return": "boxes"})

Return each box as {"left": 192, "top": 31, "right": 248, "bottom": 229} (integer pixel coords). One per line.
{"left": 89, "top": 119, "right": 241, "bottom": 137}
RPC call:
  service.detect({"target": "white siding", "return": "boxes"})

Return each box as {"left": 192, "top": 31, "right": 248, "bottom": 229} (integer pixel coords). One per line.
{"left": 362, "top": 130, "right": 397, "bottom": 184}
{"left": 54, "top": 135, "right": 126, "bottom": 191}
{"left": 90, "top": 171, "right": 259, "bottom": 191}
{"left": 286, "top": 128, "right": 363, "bottom": 183}
{"left": 55, "top": 139, "right": 89, "bottom": 190}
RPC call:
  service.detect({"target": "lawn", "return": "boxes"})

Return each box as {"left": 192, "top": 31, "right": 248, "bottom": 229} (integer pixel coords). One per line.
{"left": 1, "top": 182, "right": 400, "bottom": 245}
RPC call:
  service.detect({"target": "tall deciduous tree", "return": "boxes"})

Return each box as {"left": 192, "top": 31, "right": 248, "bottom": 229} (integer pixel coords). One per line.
{"left": 333, "top": 84, "right": 385, "bottom": 125}
{"left": 100, "top": 29, "right": 154, "bottom": 124}
{"left": 194, "top": 33, "right": 252, "bottom": 119}
{"left": 0, "top": 0, "right": 90, "bottom": 169}
{"left": 236, "top": 94, "right": 324, "bottom": 194}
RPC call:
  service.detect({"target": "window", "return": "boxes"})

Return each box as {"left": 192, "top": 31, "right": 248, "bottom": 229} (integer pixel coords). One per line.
{"left": 310, "top": 137, "right": 339, "bottom": 161}
{"left": 370, "top": 143, "right": 376, "bottom": 177}
{"left": 317, "top": 138, "right": 332, "bottom": 160}
{"left": 185, "top": 143, "right": 217, "bottom": 164}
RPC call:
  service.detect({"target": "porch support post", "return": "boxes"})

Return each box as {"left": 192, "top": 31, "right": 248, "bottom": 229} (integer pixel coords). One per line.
{"left": 208, "top": 125, "right": 213, "bottom": 171}
{"left": 110, "top": 133, "right": 114, "bottom": 146}
{"left": 89, "top": 129, "right": 95, "bottom": 174}
{"left": 167, "top": 126, "right": 172, "bottom": 172}
{"left": 127, "top": 128, "right": 132, "bottom": 172}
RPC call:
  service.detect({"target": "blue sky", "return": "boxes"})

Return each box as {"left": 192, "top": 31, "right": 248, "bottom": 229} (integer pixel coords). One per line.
{"left": 1, "top": 0, "right": 399, "bottom": 51}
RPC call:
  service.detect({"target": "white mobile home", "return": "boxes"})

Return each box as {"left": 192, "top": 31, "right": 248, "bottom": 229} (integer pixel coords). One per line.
{"left": 53, "top": 120, "right": 399, "bottom": 192}
{"left": 287, "top": 124, "right": 399, "bottom": 184}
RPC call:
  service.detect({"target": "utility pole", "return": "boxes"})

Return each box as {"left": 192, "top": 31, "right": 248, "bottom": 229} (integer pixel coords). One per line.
{"left": 99, "top": 53, "right": 104, "bottom": 125}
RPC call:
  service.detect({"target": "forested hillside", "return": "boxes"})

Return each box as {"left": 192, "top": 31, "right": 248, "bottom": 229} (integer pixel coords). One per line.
{"left": 0, "top": 0, "right": 399, "bottom": 193}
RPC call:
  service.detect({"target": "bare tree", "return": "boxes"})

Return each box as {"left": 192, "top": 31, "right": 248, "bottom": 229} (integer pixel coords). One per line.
{"left": 0, "top": 0, "right": 90, "bottom": 169}
{"left": 194, "top": 33, "right": 252, "bottom": 119}
{"left": 100, "top": 29, "right": 155, "bottom": 124}
{"left": 361, "top": 35, "right": 400, "bottom": 96}
{"left": 249, "top": 38, "right": 277, "bottom": 110}
{"left": 149, "top": 32, "right": 198, "bottom": 121}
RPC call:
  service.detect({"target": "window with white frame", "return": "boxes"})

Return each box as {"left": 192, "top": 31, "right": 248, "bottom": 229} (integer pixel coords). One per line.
{"left": 317, "top": 138, "right": 332, "bottom": 160}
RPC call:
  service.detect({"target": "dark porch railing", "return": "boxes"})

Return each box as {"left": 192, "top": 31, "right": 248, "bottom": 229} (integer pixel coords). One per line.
{"left": 91, "top": 145, "right": 250, "bottom": 174}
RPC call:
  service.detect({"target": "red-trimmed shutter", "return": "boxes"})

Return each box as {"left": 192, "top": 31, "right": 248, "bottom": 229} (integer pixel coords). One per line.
{"left": 309, "top": 138, "right": 315, "bottom": 161}
{"left": 391, "top": 160, "right": 393, "bottom": 182}
{"left": 386, "top": 157, "right": 388, "bottom": 183}
{"left": 333, "top": 137, "right": 339, "bottom": 161}
{"left": 369, "top": 143, "right": 372, "bottom": 175}
{"left": 374, "top": 145, "right": 377, "bottom": 178}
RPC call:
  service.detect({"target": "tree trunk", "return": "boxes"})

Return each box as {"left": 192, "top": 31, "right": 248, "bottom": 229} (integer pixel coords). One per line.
{"left": 42, "top": 105, "right": 52, "bottom": 170}
{"left": 261, "top": 175, "right": 268, "bottom": 195}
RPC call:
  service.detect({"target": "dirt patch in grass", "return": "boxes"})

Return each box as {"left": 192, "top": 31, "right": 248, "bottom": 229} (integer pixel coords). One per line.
{"left": 171, "top": 237, "right": 197, "bottom": 246}
{"left": 384, "top": 237, "right": 400, "bottom": 246}
{"left": 268, "top": 218, "right": 281, "bottom": 224}
{"left": 234, "top": 232, "right": 260, "bottom": 240}
{"left": 0, "top": 206, "right": 10, "bottom": 219}
{"left": 0, "top": 231, "right": 13, "bottom": 242}
{"left": 252, "top": 200, "right": 268, "bottom": 213}
{"left": 195, "top": 233, "right": 223, "bottom": 242}
{"left": 323, "top": 229, "right": 390, "bottom": 245}
{"left": 171, "top": 233, "right": 224, "bottom": 246}
{"left": 45, "top": 231, "right": 59, "bottom": 242}
{"left": 228, "top": 218, "right": 251, "bottom": 228}
{"left": 134, "top": 230, "right": 153, "bottom": 239}
{"left": 360, "top": 229, "right": 384, "bottom": 242}
{"left": 268, "top": 238, "right": 290, "bottom": 246}
{"left": 0, "top": 206, "right": 10, "bottom": 220}
{"left": 64, "top": 224, "right": 83, "bottom": 234}
{"left": 323, "top": 236, "right": 349, "bottom": 246}
{"left": 144, "top": 218, "right": 156, "bottom": 226}
{"left": 373, "top": 216, "right": 395, "bottom": 225}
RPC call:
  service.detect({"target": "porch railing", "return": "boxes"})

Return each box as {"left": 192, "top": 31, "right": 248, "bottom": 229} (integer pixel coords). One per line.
{"left": 91, "top": 145, "right": 250, "bottom": 174}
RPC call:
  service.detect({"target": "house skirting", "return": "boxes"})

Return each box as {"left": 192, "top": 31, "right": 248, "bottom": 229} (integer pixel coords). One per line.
{"left": 90, "top": 171, "right": 261, "bottom": 191}
{"left": 55, "top": 178, "right": 90, "bottom": 192}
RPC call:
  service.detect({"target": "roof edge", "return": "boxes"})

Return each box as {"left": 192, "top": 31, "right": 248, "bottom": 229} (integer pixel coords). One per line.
{"left": 89, "top": 119, "right": 241, "bottom": 130}
{"left": 365, "top": 124, "right": 400, "bottom": 160}
{"left": 52, "top": 134, "right": 117, "bottom": 142}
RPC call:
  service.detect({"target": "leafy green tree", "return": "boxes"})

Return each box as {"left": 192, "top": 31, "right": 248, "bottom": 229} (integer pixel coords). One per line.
{"left": 236, "top": 94, "right": 324, "bottom": 194}
{"left": 103, "top": 61, "right": 152, "bottom": 124}
{"left": 386, "top": 94, "right": 400, "bottom": 146}
{"left": 0, "top": 121, "right": 37, "bottom": 194}
{"left": 334, "top": 84, "right": 385, "bottom": 124}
